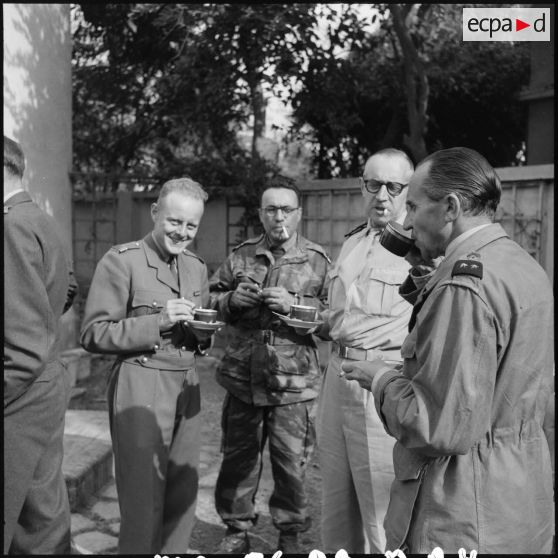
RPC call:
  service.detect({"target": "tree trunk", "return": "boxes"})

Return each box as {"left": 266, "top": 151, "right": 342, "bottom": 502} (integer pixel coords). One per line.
{"left": 249, "top": 80, "right": 266, "bottom": 163}
{"left": 391, "top": 4, "right": 429, "bottom": 163}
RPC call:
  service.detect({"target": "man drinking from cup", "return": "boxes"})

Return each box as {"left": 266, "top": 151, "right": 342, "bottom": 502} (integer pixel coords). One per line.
{"left": 209, "top": 176, "right": 331, "bottom": 554}
{"left": 341, "top": 147, "right": 554, "bottom": 554}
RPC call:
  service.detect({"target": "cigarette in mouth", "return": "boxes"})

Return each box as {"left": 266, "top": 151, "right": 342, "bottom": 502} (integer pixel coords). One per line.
{"left": 281, "top": 226, "right": 289, "bottom": 239}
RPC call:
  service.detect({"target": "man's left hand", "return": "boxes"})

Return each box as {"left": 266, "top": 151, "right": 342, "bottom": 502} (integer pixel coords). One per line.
{"left": 340, "top": 359, "right": 390, "bottom": 392}
{"left": 261, "top": 286, "right": 295, "bottom": 314}
{"left": 188, "top": 328, "right": 215, "bottom": 344}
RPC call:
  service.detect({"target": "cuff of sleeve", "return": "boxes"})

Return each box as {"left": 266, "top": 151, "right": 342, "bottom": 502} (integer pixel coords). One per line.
{"left": 370, "top": 366, "right": 393, "bottom": 394}
{"left": 221, "top": 291, "right": 237, "bottom": 320}
{"left": 409, "top": 267, "right": 436, "bottom": 290}
{"left": 371, "top": 368, "right": 402, "bottom": 399}
{"left": 149, "top": 314, "right": 164, "bottom": 347}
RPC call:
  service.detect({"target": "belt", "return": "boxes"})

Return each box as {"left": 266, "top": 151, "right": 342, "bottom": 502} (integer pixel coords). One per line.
{"left": 332, "top": 341, "right": 383, "bottom": 361}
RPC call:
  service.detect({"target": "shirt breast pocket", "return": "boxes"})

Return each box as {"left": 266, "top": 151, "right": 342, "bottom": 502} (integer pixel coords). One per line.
{"left": 130, "top": 289, "right": 167, "bottom": 317}
{"left": 325, "top": 267, "right": 339, "bottom": 298}
{"left": 365, "top": 268, "right": 407, "bottom": 317}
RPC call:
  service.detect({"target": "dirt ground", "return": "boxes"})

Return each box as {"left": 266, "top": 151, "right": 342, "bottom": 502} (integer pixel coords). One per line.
{"left": 69, "top": 350, "right": 324, "bottom": 554}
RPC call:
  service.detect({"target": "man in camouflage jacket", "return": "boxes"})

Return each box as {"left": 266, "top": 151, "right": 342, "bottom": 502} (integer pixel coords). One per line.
{"left": 210, "top": 180, "right": 330, "bottom": 554}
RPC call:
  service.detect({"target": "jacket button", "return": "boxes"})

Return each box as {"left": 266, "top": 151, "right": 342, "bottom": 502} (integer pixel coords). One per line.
{"left": 154, "top": 344, "right": 160, "bottom": 350}
{"left": 181, "top": 346, "right": 186, "bottom": 351}
{"left": 141, "top": 357, "right": 148, "bottom": 363}
{"left": 152, "top": 301, "right": 158, "bottom": 306}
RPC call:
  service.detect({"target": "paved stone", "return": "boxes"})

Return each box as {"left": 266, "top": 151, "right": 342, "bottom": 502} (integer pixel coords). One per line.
{"left": 66, "top": 353, "right": 324, "bottom": 555}
{"left": 71, "top": 513, "right": 96, "bottom": 533}
{"left": 64, "top": 410, "right": 111, "bottom": 441}
{"left": 63, "top": 410, "right": 113, "bottom": 510}
{"left": 199, "top": 470, "right": 219, "bottom": 488}
{"left": 73, "top": 531, "right": 118, "bottom": 554}
{"left": 90, "top": 499, "right": 120, "bottom": 522}
{"left": 107, "top": 521, "right": 120, "bottom": 536}
{"left": 195, "top": 486, "right": 222, "bottom": 525}
{"left": 98, "top": 482, "right": 118, "bottom": 500}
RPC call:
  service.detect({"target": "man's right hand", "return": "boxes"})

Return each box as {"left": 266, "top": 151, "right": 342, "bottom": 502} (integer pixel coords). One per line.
{"left": 405, "top": 245, "right": 443, "bottom": 270}
{"left": 158, "top": 298, "right": 196, "bottom": 331}
{"left": 229, "top": 282, "right": 262, "bottom": 309}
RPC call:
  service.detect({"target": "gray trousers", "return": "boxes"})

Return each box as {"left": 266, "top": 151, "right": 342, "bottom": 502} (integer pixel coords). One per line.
{"left": 107, "top": 360, "right": 201, "bottom": 554}
{"left": 4, "top": 361, "right": 72, "bottom": 554}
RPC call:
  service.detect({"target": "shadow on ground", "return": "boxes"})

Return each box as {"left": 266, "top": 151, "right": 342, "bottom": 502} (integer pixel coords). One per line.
{"left": 69, "top": 349, "right": 324, "bottom": 554}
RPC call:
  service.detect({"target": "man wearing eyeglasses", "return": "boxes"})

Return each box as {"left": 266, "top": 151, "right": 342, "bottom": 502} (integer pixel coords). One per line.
{"left": 209, "top": 177, "right": 330, "bottom": 554}
{"left": 316, "top": 148, "right": 415, "bottom": 554}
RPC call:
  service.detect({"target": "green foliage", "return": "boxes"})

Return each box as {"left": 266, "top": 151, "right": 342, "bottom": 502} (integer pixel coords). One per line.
{"left": 72, "top": 1, "right": 532, "bottom": 194}
{"left": 291, "top": 3, "right": 530, "bottom": 171}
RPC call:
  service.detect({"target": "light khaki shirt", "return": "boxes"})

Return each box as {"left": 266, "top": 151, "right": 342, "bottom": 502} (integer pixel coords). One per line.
{"left": 326, "top": 224, "right": 412, "bottom": 351}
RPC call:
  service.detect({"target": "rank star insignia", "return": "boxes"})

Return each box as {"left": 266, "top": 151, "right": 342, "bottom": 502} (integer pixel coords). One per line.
{"left": 452, "top": 259, "right": 483, "bottom": 279}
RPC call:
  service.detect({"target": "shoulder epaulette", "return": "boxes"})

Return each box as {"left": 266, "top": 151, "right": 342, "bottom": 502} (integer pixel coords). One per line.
{"left": 344, "top": 222, "right": 367, "bottom": 238}
{"left": 451, "top": 252, "right": 483, "bottom": 279}
{"left": 111, "top": 241, "right": 141, "bottom": 254}
{"left": 232, "top": 234, "right": 265, "bottom": 252}
{"left": 305, "top": 242, "right": 332, "bottom": 264}
{"left": 182, "top": 248, "right": 205, "bottom": 264}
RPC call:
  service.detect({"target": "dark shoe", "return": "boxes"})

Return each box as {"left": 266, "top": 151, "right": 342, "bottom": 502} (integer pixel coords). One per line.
{"left": 216, "top": 528, "right": 250, "bottom": 554}
{"left": 277, "top": 532, "right": 299, "bottom": 554}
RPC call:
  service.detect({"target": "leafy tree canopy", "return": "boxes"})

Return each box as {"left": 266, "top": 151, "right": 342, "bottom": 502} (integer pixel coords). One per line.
{"left": 72, "top": 2, "right": 530, "bottom": 192}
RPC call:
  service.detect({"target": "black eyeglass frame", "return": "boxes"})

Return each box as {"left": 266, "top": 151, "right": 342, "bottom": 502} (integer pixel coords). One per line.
{"left": 260, "top": 205, "right": 300, "bottom": 216}
{"left": 360, "top": 177, "right": 408, "bottom": 197}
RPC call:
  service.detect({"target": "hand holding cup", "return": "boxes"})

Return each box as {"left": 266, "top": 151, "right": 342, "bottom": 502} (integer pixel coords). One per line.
{"left": 158, "top": 297, "right": 196, "bottom": 331}
{"left": 261, "top": 286, "right": 293, "bottom": 314}
{"left": 186, "top": 307, "right": 220, "bottom": 342}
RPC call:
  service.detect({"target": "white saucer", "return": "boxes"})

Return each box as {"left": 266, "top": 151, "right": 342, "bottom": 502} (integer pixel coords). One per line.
{"left": 272, "top": 312, "right": 322, "bottom": 329}
{"left": 186, "top": 319, "right": 225, "bottom": 331}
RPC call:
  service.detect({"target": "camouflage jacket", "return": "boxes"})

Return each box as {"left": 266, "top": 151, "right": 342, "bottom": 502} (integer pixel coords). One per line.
{"left": 210, "top": 233, "right": 331, "bottom": 406}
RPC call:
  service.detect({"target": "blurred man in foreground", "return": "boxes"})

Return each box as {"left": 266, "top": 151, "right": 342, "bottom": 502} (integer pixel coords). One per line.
{"left": 4, "top": 136, "right": 76, "bottom": 554}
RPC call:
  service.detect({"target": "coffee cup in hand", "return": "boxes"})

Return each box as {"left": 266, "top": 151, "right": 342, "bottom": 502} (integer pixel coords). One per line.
{"left": 193, "top": 308, "right": 218, "bottom": 323}
{"left": 379, "top": 221, "right": 415, "bottom": 257}
{"left": 289, "top": 305, "right": 317, "bottom": 322}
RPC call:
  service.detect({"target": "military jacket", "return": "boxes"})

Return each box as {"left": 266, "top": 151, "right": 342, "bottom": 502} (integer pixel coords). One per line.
{"left": 371, "top": 223, "right": 554, "bottom": 553}
{"left": 209, "top": 233, "right": 331, "bottom": 406}
{"left": 4, "top": 191, "right": 72, "bottom": 406}
{"left": 80, "top": 234, "right": 209, "bottom": 370}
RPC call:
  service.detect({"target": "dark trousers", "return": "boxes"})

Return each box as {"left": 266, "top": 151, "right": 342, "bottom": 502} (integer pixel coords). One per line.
{"left": 107, "top": 361, "right": 201, "bottom": 554}
{"left": 3, "top": 362, "right": 72, "bottom": 554}
{"left": 215, "top": 393, "right": 315, "bottom": 533}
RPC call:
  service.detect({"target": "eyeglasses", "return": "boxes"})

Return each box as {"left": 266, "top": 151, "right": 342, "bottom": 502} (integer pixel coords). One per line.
{"left": 261, "top": 206, "right": 300, "bottom": 217}
{"left": 360, "top": 177, "right": 408, "bottom": 197}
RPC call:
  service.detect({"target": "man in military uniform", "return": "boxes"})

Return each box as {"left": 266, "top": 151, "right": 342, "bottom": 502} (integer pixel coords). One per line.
{"left": 312, "top": 148, "right": 415, "bottom": 553}
{"left": 342, "top": 147, "right": 554, "bottom": 554}
{"left": 210, "top": 178, "right": 330, "bottom": 554}
{"left": 80, "top": 178, "right": 213, "bottom": 554}
{"left": 4, "top": 136, "right": 77, "bottom": 554}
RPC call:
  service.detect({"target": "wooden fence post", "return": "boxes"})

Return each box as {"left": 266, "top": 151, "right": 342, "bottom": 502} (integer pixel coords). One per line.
{"left": 116, "top": 190, "right": 133, "bottom": 244}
